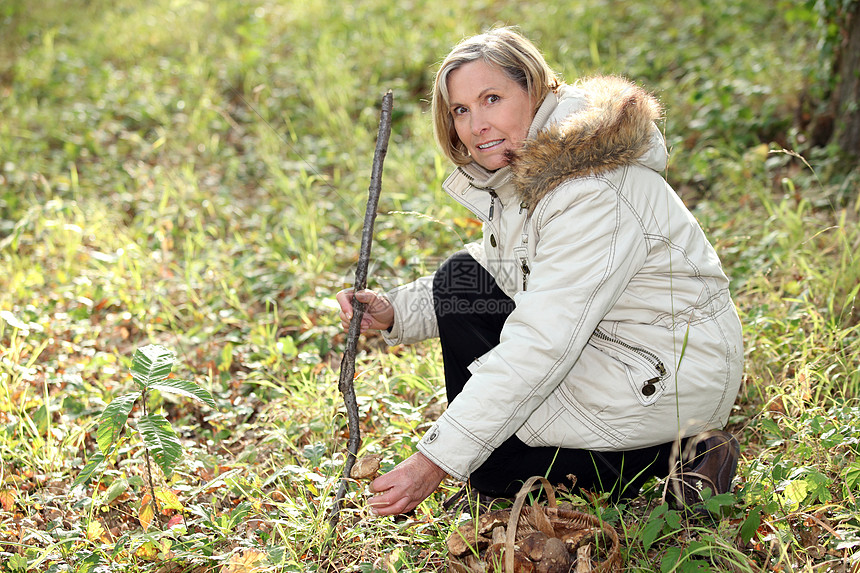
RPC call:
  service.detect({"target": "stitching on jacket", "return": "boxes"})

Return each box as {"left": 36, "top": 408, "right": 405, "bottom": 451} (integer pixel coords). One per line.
{"left": 642, "top": 235, "right": 704, "bottom": 277}
{"left": 556, "top": 386, "right": 626, "bottom": 446}
{"left": 528, "top": 186, "right": 625, "bottom": 430}
{"left": 520, "top": 405, "right": 564, "bottom": 445}
{"left": 418, "top": 446, "right": 464, "bottom": 480}
{"left": 651, "top": 287, "right": 733, "bottom": 327}
{"left": 704, "top": 304, "right": 737, "bottom": 429}
{"left": 477, "top": 183, "right": 628, "bottom": 448}
{"left": 611, "top": 168, "right": 651, "bottom": 245}
{"left": 445, "top": 413, "right": 496, "bottom": 454}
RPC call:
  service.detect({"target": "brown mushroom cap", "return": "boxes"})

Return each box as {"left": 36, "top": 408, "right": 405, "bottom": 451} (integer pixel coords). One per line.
{"left": 477, "top": 509, "right": 511, "bottom": 534}
{"left": 535, "top": 537, "right": 572, "bottom": 573}
{"left": 517, "top": 531, "right": 550, "bottom": 562}
{"left": 556, "top": 526, "right": 599, "bottom": 551}
{"left": 484, "top": 543, "right": 537, "bottom": 573}
{"left": 447, "top": 521, "right": 491, "bottom": 557}
{"left": 349, "top": 454, "right": 382, "bottom": 479}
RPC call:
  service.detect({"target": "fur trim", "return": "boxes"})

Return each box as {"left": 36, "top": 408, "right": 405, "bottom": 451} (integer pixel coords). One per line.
{"left": 510, "top": 76, "right": 663, "bottom": 208}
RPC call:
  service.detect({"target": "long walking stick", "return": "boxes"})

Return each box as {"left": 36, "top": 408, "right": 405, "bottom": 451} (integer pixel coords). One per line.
{"left": 329, "top": 90, "right": 393, "bottom": 530}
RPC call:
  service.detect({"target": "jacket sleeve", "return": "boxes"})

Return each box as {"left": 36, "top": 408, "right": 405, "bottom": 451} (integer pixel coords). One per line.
{"left": 416, "top": 180, "right": 649, "bottom": 480}
{"left": 381, "top": 241, "right": 486, "bottom": 346}
{"left": 380, "top": 274, "right": 438, "bottom": 346}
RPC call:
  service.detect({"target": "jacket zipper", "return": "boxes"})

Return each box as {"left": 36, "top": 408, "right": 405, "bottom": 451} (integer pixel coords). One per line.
{"left": 520, "top": 257, "right": 530, "bottom": 291}
{"left": 456, "top": 167, "right": 527, "bottom": 287}
{"left": 592, "top": 328, "right": 667, "bottom": 386}
{"left": 456, "top": 167, "right": 501, "bottom": 223}
{"left": 519, "top": 208, "right": 531, "bottom": 291}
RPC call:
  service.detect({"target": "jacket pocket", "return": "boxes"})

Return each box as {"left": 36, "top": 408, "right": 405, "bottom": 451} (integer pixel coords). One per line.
{"left": 588, "top": 327, "right": 669, "bottom": 406}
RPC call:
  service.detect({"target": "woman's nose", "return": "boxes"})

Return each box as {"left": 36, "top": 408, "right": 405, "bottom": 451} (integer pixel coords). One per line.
{"left": 470, "top": 111, "right": 488, "bottom": 134}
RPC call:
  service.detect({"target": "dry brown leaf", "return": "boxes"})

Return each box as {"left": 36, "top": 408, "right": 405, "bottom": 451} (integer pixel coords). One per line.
{"left": 0, "top": 489, "right": 15, "bottom": 512}
{"left": 528, "top": 506, "right": 555, "bottom": 537}
{"left": 221, "top": 549, "right": 266, "bottom": 573}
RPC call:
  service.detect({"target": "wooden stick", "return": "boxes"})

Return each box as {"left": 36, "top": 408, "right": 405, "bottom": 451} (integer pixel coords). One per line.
{"left": 329, "top": 90, "right": 393, "bottom": 531}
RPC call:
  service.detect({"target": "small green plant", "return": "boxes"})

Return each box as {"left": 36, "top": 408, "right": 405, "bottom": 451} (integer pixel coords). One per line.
{"left": 73, "top": 344, "right": 216, "bottom": 524}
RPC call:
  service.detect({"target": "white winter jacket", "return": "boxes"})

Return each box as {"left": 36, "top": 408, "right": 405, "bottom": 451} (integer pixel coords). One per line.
{"left": 382, "top": 77, "right": 744, "bottom": 481}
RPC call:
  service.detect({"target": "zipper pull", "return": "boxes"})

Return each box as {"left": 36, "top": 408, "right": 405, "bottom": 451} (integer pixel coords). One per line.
{"left": 642, "top": 378, "right": 658, "bottom": 396}
{"left": 520, "top": 258, "right": 530, "bottom": 290}
{"left": 519, "top": 201, "right": 528, "bottom": 214}
{"left": 488, "top": 192, "right": 496, "bottom": 221}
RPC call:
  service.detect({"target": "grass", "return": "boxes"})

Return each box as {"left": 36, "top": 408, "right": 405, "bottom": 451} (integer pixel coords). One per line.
{"left": 1, "top": 0, "right": 859, "bottom": 571}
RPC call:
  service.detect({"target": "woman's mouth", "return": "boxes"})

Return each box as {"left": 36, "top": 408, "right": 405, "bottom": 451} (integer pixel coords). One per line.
{"left": 477, "top": 139, "right": 503, "bottom": 150}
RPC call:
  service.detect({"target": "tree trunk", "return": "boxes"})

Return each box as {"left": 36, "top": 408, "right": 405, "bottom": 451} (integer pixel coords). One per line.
{"left": 834, "top": 2, "right": 860, "bottom": 156}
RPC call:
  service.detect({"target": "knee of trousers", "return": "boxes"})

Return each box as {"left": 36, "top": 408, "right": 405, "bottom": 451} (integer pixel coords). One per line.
{"left": 432, "top": 250, "right": 479, "bottom": 303}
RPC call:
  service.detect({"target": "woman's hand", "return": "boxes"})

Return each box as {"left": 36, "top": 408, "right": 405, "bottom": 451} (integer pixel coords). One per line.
{"left": 336, "top": 289, "right": 394, "bottom": 333}
{"left": 367, "top": 452, "right": 447, "bottom": 515}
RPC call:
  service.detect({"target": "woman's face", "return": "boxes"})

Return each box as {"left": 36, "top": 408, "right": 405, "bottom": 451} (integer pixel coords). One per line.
{"left": 447, "top": 60, "right": 534, "bottom": 171}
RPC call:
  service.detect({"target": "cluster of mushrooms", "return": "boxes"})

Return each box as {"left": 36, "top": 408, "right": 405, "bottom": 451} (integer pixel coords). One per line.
{"left": 447, "top": 507, "right": 618, "bottom": 573}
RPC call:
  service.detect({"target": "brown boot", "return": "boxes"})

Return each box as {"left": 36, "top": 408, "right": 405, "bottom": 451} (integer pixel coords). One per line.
{"left": 665, "top": 430, "right": 740, "bottom": 512}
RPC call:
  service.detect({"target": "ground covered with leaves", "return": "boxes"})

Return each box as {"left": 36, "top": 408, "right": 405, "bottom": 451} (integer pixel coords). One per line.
{"left": 2, "top": 0, "right": 860, "bottom": 571}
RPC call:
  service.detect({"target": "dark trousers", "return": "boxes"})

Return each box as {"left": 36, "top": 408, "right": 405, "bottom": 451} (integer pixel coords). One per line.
{"left": 432, "top": 251, "right": 678, "bottom": 498}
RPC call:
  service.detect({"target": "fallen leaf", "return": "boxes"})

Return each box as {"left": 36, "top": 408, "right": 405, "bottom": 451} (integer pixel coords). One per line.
{"left": 222, "top": 549, "right": 266, "bottom": 573}
{"left": 166, "top": 514, "right": 184, "bottom": 529}
{"left": 87, "top": 520, "right": 106, "bottom": 542}
{"left": 0, "top": 489, "right": 15, "bottom": 511}
{"left": 104, "top": 479, "right": 128, "bottom": 505}
{"left": 139, "top": 499, "right": 154, "bottom": 531}
{"left": 156, "top": 488, "right": 183, "bottom": 513}
{"left": 135, "top": 541, "right": 158, "bottom": 560}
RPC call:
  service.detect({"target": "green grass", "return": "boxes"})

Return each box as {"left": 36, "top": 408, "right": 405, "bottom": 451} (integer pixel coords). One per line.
{"left": 1, "top": 0, "right": 858, "bottom": 571}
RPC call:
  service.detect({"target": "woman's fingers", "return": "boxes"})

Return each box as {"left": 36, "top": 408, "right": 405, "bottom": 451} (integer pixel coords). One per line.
{"left": 367, "top": 485, "right": 417, "bottom": 516}
{"left": 335, "top": 289, "right": 394, "bottom": 332}
{"left": 364, "top": 453, "right": 446, "bottom": 516}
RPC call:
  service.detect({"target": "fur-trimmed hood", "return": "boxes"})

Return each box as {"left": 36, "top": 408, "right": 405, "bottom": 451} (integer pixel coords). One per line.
{"left": 510, "top": 76, "right": 666, "bottom": 207}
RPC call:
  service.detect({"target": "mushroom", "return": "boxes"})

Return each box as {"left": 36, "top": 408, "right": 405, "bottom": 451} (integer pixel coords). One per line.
{"left": 517, "top": 531, "right": 550, "bottom": 562}
{"left": 491, "top": 525, "right": 506, "bottom": 545}
{"left": 556, "top": 526, "right": 598, "bottom": 551}
{"left": 350, "top": 454, "right": 382, "bottom": 479}
{"left": 535, "top": 537, "right": 572, "bottom": 573}
{"left": 484, "top": 543, "right": 536, "bottom": 573}
{"left": 477, "top": 509, "right": 512, "bottom": 534}
{"left": 447, "top": 521, "right": 491, "bottom": 558}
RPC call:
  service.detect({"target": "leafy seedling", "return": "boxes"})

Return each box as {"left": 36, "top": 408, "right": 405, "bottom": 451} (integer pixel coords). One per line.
{"left": 73, "top": 344, "right": 216, "bottom": 528}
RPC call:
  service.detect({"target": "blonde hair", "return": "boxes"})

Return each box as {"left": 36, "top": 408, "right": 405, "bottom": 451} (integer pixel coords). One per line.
{"left": 431, "top": 27, "right": 562, "bottom": 166}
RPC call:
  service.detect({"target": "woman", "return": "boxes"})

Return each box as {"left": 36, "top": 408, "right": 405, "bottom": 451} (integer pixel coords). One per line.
{"left": 337, "top": 27, "right": 742, "bottom": 516}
